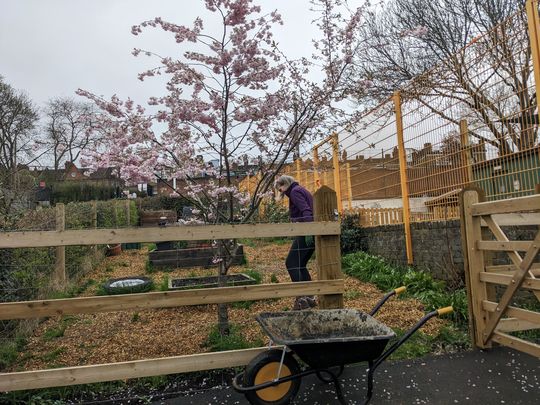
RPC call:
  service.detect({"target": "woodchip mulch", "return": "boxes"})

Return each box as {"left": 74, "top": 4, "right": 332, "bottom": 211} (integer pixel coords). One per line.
{"left": 12, "top": 241, "right": 444, "bottom": 371}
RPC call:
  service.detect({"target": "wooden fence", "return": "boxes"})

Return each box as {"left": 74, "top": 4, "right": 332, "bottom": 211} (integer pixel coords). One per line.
{"left": 460, "top": 189, "right": 540, "bottom": 357}
{"left": 345, "top": 205, "right": 461, "bottom": 227}
{"left": 0, "top": 186, "right": 343, "bottom": 392}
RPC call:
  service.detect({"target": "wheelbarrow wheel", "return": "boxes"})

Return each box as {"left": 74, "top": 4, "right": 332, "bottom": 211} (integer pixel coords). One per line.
{"left": 243, "top": 349, "right": 301, "bottom": 405}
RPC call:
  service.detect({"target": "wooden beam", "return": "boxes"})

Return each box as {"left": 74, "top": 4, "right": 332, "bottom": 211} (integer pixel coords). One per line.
{"left": 476, "top": 241, "right": 532, "bottom": 252}
{"left": 54, "top": 203, "right": 65, "bottom": 288}
{"left": 492, "top": 331, "right": 540, "bottom": 358}
{"left": 497, "top": 318, "right": 539, "bottom": 333}
{"left": 0, "top": 222, "right": 341, "bottom": 248}
{"left": 481, "top": 212, "right": 540, "bottom": 227}
{"left": 485, "top": 264, "right": 540, "bottom": 274}
{"left": 0, "top": 347, "right": 271, "bottom": 392}
{"left": 0, "top": 280, "right": 344, "bottom": 320}
{"left": 471, "top": 194, "right": 540, "bottom": 216}
{"left": 483, "top": 300, "right": 540, "bottom": 326}
{"left": 479, "top": 272, "right": 540, "bottom": 290}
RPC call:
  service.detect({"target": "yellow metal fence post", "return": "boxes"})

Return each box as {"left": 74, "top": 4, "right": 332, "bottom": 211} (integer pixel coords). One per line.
{"left": 459, "top": 119, "right": 474, "bottom": 186}
{"left": 393, "top": 91, "right": 414, "bottom": 265}
{"left": 313, "top": 147, "right": 320, "bottom": 189}
{"left": 526, "top": 0, "right": 540, "bottom": 105}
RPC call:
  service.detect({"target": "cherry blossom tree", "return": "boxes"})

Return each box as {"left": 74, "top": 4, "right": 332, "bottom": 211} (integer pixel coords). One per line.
{"left": 78, "top": 0, "right": 369, "bottom": 334}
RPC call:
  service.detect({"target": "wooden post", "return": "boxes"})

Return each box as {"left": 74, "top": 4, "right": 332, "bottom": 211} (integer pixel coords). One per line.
{"left": 114, "top": 200, "right": 118, "bottom": 228}
{"left": 331, "top": 133, "right": 343, "bottom": 214}
{"left": 55, "top": 203, "right": 66, "bottom": 288}
{"left": 313, "top": 147, "right": 320, "bottom": 189}
{"left": 460, "top": 189, "right": 491, "bottom": 348}
{"left": 459, "top": 119, "right": 474, "bottom": 186}
{"left": 394, "top": 91, "right": 413, "bottom": 264}
{"left": 346, "top": 163, "right": 353, "bottom": 210}
{"left": 527, "top": 0, "right": 540, "bottom": 107}
{"left": 314, "top": 185, "right": 344, "bottom": 309}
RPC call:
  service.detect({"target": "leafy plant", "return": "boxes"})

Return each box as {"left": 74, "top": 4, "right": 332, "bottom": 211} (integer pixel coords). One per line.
{"left": 204, "top": 323, "right": 262, "bottom": 352}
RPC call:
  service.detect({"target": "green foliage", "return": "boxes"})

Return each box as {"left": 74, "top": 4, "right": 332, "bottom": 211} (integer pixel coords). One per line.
{"left": 340, "top": 214, "right": 365, "bottom": 254}
{"left": 389, "top": 330, "right": 435, "bottom": 360}
{"left": 204, "top": 323, "right": 263, "bottom": 352}
{"left": 0, "top": 335, "right": 26, "bottom": 371}
{"left": 131, "top": 313, "right": 140, "bottom": 322}
{"left": 243, "top": 269, "right": 262, "bottom": 284}
{"left": 43, "top": 326, "right": 66, "bottom": 341}
{"left": 145, "top": 260, "right": 155, "bottom": 274}
{"left": 42, "top": 348, "right": 65, "bottom": 363}
{"left": 158, "top": 275, "right": 170, "bottom": 291}
{"left": 50, "top": 182, "right": 118, "bottom": 204}
{"left": 137, "top": 195, "right": 191, "bottom": 218}
{"left": 257, "top": 200, "right": 289, "bottom": 223}
{"left": 270, "top": 273, "right": 279, "bottom": 283}
{"left": 342, "top": 252, "right": 468, "bottom": 326}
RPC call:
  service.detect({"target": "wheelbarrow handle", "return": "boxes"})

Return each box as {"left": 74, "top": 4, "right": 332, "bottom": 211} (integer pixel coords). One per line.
{"left": 369, "top": 286, "right": 407, "bottom": 316}
{"left": 373, "top": 306, "right": 454, "bottom": 371}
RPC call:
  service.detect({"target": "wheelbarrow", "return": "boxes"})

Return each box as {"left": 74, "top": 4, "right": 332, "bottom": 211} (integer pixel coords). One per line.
{"left": 232, "top": 287, "right": 453, "bottom": 405}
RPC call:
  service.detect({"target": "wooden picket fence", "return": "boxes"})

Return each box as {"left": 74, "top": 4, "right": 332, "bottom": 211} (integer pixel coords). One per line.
{"left": 345, "top": 205, "right": 460, "bottom": 227}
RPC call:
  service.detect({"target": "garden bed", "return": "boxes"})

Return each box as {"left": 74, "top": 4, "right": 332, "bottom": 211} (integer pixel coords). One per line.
{"left": 168, "top": 273, "right": 256, "bottom": 290}
{"left": 149, "top": 244, "right": 244, "bottom": 268}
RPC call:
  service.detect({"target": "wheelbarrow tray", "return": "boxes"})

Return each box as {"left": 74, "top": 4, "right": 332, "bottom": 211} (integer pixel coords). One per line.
{"left": 256, "top": 309, "right": 396, "bottom": 369}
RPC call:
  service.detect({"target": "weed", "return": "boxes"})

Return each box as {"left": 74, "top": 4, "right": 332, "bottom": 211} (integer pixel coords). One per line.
{"left": 344, "top": 290, "right": 364, "bottom": 300}
{"left": 204, "top": 323, "right": 263, "bottom": 352}
{"left": 145, "top": 260, "right": 155, "bottom": 274}
{"left": 243, "top": 269, "right": 262, "bottom": 284}
{"left": 270, "top": 273, "right": 279, "bottom": 283}
{"left": 43, "top": 326, "right": 66, "bottom": 341}
{"left": 158, "top": 275, "right": 170, "bottom": 291}
{"left": 131, "top": 313, "right": 140, "bottom": 322}
{"left": 104, "top": 264, "right": 114, "bottom": 273}
{"left": 0, "top": 335, "right": 26, "bottom": 371}
{"left": 231, "top": 301, "right": 254, "bottom": 310}
{"left": 42, "top": 348, "right": 65, "bottom": 363}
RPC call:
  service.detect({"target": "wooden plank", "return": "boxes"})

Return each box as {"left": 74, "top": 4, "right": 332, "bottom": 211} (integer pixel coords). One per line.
{"left": 486, "top": 264, "right": 540, "bottom": 274}
{"left": 0, "top": 347, "right": 270, "bottom": 391}
{"left": 476, "top": 241, "right": 532, "bottom": 252}
{"left": 461, "top": 189, "right": 490, "bottom": 348}
{"left": 331, "top": 133, "right": 343, "bottom": 214}
{"left": 0, "top": 280, "right": 344, "bottom": 320}
{"left": 492, "top": 331, "right": 540, "bottom": 358}
{"left": 483, "top": 300, "right": 540, "bottom": 326}
{"left": 471, "top": 194, "right": 540, "bottom": 216}
{"left": 481, "top": 212, "right": 540, "bottom": 226}
{"left": 0, "top": 222, "right": 341, "bottom": 248}
{"left": 479, "top": 273, "right": 540, "bottom": 290}
{"left": 314, "top": 186, "right": 344, "bottom": 309}
{"left": 497, "top": 318, "right": 539, "bottom": 332}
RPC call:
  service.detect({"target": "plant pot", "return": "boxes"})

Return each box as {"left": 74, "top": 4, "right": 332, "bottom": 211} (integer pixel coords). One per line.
{"left": 106, "top": 244, "right": 122, "bottom": 256}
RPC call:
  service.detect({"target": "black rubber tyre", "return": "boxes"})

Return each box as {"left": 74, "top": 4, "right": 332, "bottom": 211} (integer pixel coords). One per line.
{"left": 243, "top": 349, "right": 301, "bottom": 405}
{"left": 102, "top": 276, "right": 153, "bottom": 295}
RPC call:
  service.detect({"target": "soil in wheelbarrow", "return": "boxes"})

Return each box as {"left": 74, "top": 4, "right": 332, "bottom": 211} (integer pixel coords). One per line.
{"left": 10, "top": 240, "right": 445, "bottom": 372}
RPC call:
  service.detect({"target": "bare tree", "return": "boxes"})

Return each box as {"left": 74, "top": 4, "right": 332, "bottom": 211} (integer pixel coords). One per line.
{"left": 353, "top": 0, "right": 535, "bottom": 154}
{"left": 0, "top": 76, "right": 40, "bottom": 216}
{"left": 42, "top": 97, "right": 98, "bottom": 170}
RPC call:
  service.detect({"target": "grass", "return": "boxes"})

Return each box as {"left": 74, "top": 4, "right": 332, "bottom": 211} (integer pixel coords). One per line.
{"left": 42, "top": 348, "right": 65, "bottom": 363}
{"left": 0, "top": 335, "right": 27, "bottom": 371}
{"left": 204, "top": 323, "right": 263, "bottom": 352}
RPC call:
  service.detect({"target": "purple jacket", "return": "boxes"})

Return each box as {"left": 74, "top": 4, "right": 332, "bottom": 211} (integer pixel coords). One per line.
{"left": 284, "top": 182, "right": 314, "bottom": 222}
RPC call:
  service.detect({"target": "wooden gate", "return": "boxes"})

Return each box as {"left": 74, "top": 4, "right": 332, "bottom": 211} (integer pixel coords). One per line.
{"left": 460, "top": 189, "right": 540, "bottom": 357}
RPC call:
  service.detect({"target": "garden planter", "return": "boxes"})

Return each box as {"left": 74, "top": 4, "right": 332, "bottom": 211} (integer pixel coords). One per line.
{"left": 149, "top": 244, "right": 244, "bottom": 268}
{"left": 168, "top": 273, "right": 256, "bottom": 290}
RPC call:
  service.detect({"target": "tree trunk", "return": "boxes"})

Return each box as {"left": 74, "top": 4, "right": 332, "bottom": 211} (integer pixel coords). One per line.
{"left": 217, "top": 241, "right": 230, "bottom": 336}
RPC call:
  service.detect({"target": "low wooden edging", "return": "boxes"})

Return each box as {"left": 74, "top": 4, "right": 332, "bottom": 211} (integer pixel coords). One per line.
{"left": 0, "top": 280, "right": 344, "bottom": 320}
{"left": 0, "top": 347, "right": 272, "bottom": 392}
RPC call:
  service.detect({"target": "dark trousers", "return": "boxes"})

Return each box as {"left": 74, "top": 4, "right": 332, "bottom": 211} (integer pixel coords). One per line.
{"left": 286, "top": 236, "right": 315, "bottom": 282}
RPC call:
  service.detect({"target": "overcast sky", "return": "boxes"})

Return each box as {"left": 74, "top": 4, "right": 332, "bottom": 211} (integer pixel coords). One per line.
{"left": 0, "top": 0, "right": 317, "bottom": 108}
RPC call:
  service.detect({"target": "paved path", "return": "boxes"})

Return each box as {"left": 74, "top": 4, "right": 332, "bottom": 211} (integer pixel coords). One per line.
{"left": 152, "top": 347, "right": 539, "bottom": 405}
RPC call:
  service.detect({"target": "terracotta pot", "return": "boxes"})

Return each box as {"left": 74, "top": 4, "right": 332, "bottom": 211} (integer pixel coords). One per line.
{"left": 106, "top": 244, "right": 122, "bottom": 256}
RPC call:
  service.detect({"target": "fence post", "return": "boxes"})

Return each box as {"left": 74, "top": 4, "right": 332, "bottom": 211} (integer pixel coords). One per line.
{"left": 346, "top": 163, "right": 353, "bottom": 210}
{"left": 331, "top": 133, "right": 343, "bottom": 214}
{"left": 295, "top": 158, "right": 301, "bottom": 181}
{"left": 92, "top": 201, "right": 98, "bottom": 254}
{"left": 313, "top": 147, "right": 320, "bottom": 189}
{"left": 55, "top": 203, "right": 66, "bottom": 288}
{"left": 393, "top": 91, "right": 414, "bottom": 265}
{"left": 460, "top": 189, "right": 491, "bottom": 349}
{"left": 313, "top": 185, "right": 344, "bottom": 309}
{"left": 526, "top": 0, "right": 540, "bottom": 104}
{"left": 114, "top": 200, "right": 119, "bottom": 228}
{"left": 459, "top": 119, "right": 474, "bottom": 185}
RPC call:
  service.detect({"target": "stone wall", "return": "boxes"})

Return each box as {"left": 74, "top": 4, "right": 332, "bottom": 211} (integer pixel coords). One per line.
{"left": 359, "top": 220, "right": 539, "bottom": 284}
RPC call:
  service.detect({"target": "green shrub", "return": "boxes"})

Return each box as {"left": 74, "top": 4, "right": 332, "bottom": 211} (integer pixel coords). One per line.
{"left": 243, "top": 269, "right": 262, "bottom": 284}
{"left": 340, "top": 214, "right": 365, "bottom": 254}
{"left": 204, "top": 323, "right": 262, "bottom": 352}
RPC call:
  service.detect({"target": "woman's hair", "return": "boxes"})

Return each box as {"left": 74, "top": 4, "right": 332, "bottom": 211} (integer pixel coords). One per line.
{"left": 274, "top": 175, "right": 296, "bottom": 189}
